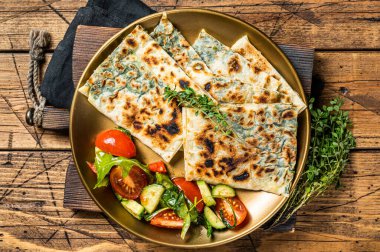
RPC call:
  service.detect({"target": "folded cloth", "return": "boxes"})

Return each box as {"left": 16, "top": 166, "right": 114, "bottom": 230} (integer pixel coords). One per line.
{"left": 41, "top": 0, "right": 154, "bottom": 109}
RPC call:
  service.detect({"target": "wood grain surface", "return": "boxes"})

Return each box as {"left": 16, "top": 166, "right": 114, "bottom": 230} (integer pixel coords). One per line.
{"left": 1, "top": 151, "right": 379, "bottom": 251}
{"left": 1, "top": 0, "right": 379, "bottom": 50}
{"left": 0, "top": 0, "right": 379, "bottom": 251}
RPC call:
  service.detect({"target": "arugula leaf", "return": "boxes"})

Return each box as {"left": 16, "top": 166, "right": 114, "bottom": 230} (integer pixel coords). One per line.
{"left": 94, "top": 151, "right": 114, "bottom": 188}
{"left": 186, "top": 198, "right": 200, "bottom": 223}
{"left": 94, "top": 151, "right": 153, "bottom": 188}
{"left": 96, "top": 176, "right": 109, "bottom": 188}
{"left": 181, "top": 214, "right": 191, "bottom": 240}
{"left": 159, "top": 186, "right": 200, "bottom": 239}
{"left": 176, "top": 192, "right": 189, "bottom": 219}
{"left": 198, "top": 214, "right": 213, "bottom": 238}
{"left": 205, "top": 218, "right": 213, "bottom": 237}
{"left": 160, "top": 186, "right": 181, "bottom": 209}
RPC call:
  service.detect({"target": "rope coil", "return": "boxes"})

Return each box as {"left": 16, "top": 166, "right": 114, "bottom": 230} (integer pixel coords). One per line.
{"left": 27, "top": 30, "right": 50, "bottom": 127}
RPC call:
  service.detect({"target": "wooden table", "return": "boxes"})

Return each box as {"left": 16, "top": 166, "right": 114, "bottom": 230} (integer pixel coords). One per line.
{"left": 0, "top": 1, "right": 379, "bottom": 251}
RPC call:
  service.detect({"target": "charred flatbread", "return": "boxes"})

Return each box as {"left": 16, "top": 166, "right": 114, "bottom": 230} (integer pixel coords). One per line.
{"left": 183, "top": 103, "right": 298, "bottom": 196}
{"left": 79, "top": 25, "right": 208, "bottom": 162}
{"left": 193, "top": 30, "right": 306, "bottom": 112}
{"left": 150, "top": 13, "right": 288, "bottom": 104}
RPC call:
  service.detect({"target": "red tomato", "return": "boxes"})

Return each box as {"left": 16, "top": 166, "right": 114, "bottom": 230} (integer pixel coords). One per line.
{"left": 215, "top": 197, "right": 247, "bottom": 227}
{"left": 172, "top": 177, "right": 205, "bottom": 212}
{"left": 109, "top": 166, "right": 147, "bottom": 199}
{"left": 86, "top": 161, "right": 97, "bottom": 174}
{"left": 150, "top": 209, "right": 183, "bottom": 229}
{"left": 148, "top": 161, "right": 167, "bottom": 173}
{"left": 95, "top": 129, "right": 136, "bottom": 158}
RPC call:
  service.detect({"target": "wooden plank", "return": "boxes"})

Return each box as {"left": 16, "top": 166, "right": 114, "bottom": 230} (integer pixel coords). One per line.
{"left": 314, "top": 52, "right": 380, "bottom": 149}
{"left": 63, "top": 160, "right": 99, "bottom": 212}
{"left": 0, "top": 0, "right": 379, "bottom": 50}
{"left": 0, "top": 150, "right": 378, "bottom": 251}
{"left": 0, "top": 53, "right": 70, "bottom": 150}
{"left": 0, "top": 0, "right": 85, "bottom": 11}
{"left": 1, "top": 50, "right": 378, "bottom": 149}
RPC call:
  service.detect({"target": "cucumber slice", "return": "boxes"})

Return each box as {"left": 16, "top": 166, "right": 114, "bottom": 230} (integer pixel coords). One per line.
{"left": 204, "top": 206, "right": 226, "bottom": 229}
{"left": 156, "top": 173, "right": 174, "bottom": 189}
{"left": 196, "top": 180, "right": 216, "bottom": 206}
{"left": 211, "top": 184, "right": 236, "bottom": 198}
{"left": 140, "top": 184, "right": 165, "bottom": 214}
{"left": 121, "top": 200, "right": 145, "bottom": 220}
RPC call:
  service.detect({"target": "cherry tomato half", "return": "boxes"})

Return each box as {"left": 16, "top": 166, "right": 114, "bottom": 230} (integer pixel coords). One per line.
{"left": 148, "top": 161, "right": 167, "bottom": 173}
{"left": 109, "top": 166, "right": 147, "bottom": 200}
{"left": 150, "top": 209, "right": 183, "bottom": 229}
{"left": 95, "top": 129, "right": 136, "bottom": 158}
{"left": 172, "top": 177, "right": 205, "bottom": 212}
{"left": 86, "top": 161, "right": 97, "bottom": 174}
{"left": 215, "top": 196, "right": 247, "bottom": 227}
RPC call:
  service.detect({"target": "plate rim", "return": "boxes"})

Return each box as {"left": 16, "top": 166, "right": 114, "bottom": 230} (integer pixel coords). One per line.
{"left": 70, "top": 8, "right": 311, "bottom": 248}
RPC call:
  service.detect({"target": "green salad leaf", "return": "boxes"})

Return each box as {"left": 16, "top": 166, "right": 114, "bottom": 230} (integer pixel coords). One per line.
{"left": 94, "top": 151, "right": 153, "bottom": 188}
{"left": 198, "top": 214, "right": 213, "bottom": 238}
{"left": 160, "top": 186, "right": 182, "bottom": 210}
{"left": 159, "top": 186, "right": 200, "bottom": 238}
{"left": 94, "top": 151, "right": 113, "bottom": 188}
{"left": 181, "top": 214, "right": 191, "bottom": 240}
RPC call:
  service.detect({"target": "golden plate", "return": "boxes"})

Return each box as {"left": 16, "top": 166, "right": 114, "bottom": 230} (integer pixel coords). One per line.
{"left": 70, "top": 9, "right": 310, "bottom": 248}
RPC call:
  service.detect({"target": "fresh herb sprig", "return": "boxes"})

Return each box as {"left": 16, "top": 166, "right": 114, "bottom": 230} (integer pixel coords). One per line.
{"left": 164, "top": 87, "right": 234, "bottom": 136}
{"left": 270, "top": 98, "right": 356, "bottom": 227}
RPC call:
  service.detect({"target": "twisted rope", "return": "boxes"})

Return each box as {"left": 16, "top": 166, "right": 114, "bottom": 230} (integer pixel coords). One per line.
{"left": 27, "top": 30, "right": 50, "bottom": 127}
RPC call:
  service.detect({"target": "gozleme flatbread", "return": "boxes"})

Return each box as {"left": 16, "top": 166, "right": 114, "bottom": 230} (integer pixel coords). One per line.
{"left": 220, "top": 103, "right": 298, "bottom": 170}
{"left": 150, "top": 13, "right": 284, "bottom": 104}
{"left": 183, "top": 103, "right": 298, "bottom": 196}
{"left": 80, "top": 25, "right": 208, "bottom": 98}
{"left": 79, "top": 25, "right": 209, "bottom": 162}
{"left": 193, "top": 30, "right": 306, "bottom": 113}
{"left": 231, "top": 35, "right": 305, "bottom": 112}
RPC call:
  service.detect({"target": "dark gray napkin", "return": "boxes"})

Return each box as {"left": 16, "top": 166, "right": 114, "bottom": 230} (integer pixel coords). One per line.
{"left": 41, "top": 0, "right": 154, "bottom": 109}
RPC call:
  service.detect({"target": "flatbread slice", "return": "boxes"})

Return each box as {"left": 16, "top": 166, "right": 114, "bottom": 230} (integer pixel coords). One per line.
{"left": 231, "top": 35, "right": 306, "bottom": 112}
{"left": 193, "top": 30, "right": 306, "bottom": 113}
{"left": 79, "top": 25, "right": 206, "bottom": 162}
{"left": 220, "top": 103, "right": 298, "bottom": 170}
{"left": 150, "top": 13, "right": 286, "bottom": 104}
{"left": 80, "top": 25, "right": 208, "bottom": 98}
{"left": 183, "top": 103, "right": 297, "bottom": 196}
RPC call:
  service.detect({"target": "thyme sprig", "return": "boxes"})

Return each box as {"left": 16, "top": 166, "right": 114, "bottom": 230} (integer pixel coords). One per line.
{"left": 164, "top": 87, "right": 235, "bottom": 137}
{"left": 270, "top": 98, "right": 356, "bottom": 227}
